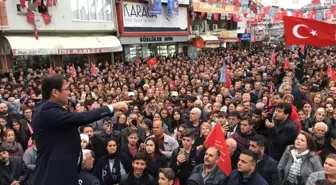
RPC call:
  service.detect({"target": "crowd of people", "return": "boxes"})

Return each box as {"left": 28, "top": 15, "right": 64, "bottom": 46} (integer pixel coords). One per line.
{"left": 0, "top": 43, "right": 336, "bottom": 185}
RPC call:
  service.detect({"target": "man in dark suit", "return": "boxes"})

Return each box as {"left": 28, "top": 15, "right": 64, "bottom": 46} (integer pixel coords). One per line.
{"left": 32, "top": 74, "right": 130, "bottom": 185}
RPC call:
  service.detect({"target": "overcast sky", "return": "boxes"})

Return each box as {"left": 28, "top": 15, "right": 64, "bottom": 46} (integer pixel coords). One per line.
{"left": 259, "top": 0, "right": 325, "bottom": 9}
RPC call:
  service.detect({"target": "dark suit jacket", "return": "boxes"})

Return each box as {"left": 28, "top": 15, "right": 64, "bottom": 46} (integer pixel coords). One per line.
{"left": 32, "top": 101, "right": 113, "bottom": 185}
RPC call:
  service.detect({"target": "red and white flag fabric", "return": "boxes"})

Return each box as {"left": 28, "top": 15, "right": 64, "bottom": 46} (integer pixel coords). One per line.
{"left": 49, "top": 67, "right": 55, "bottom": 74}
{"left": 311, "top": 0, "right": 320, "bottom": 4}
{"left": 204, "top": 124, "right": 231, "bottom": 176}
{"left": 42, "top": 13, "right": 51, "bottom": 25}
{"left": 328, "top": 65, "right": 336, "bottom": 81}
{"left": 20, "top": 0, "right": 26, "bottom": 8}
{"left": 271, "top": 50, "right": 276, "bottom": 65}
{"left": 90, "top": 64, "right": 98, "bottom": 76}
{"left": 147, "top": 57, "right": 157, "bottom": 67}
{"left": 36, "top": 0, "right": 42, "bottom": 6}
{"left": 71, "top": 64, "right": 76, "bottom": 78}
{"left": 292, "top": 0, "right": 299, "bottom": 4}
{"left": 284, "top": 58, "right": 289, "bottom": 69}
{"left": 135, "top": 59, "right": 141, "bottom": 70}
{"left": 283, "top": 16, "right": 336, "bottom": 47}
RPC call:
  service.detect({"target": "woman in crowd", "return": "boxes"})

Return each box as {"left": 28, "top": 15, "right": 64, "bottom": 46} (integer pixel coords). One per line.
{"left": 278, "top": 131, "right": 323, "bottom": 185}
{"left": 1, "top": 128, "right": 24, "bottom": 157}
{"left": 23, "top": 140, "right": 37, "bottom": 185}
{"left": 144, "top": 137, "right": 167, "bottom": 181}
{"left": 94, "top": 139, "right": 129, "bottom": 185}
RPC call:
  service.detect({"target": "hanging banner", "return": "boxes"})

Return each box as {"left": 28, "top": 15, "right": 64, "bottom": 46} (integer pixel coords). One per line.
{"left": 214, "top": 13, "right": 220, "bottom": 20}
{"left": 167, "top": 0, "right": 178, "bottom": 15}
{"left": 148, "top": 0, "right": 162, "bottom": 14}
{"left": 47, "top": 0, "right": 53, "bottom": 7}
{"left": 315, "top": 9, "right": 324, "bottom": 20}
{"left": 325, "top": 9, "right": 332, "bottom": 20}
{"left": 268, "top": 6, "right": 278, "bottom": 18}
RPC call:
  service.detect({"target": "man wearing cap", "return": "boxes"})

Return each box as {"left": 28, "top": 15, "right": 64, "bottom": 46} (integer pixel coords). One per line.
{"left": 170, "top": 91, "right": 180, "bottom": 106}
{"left": 0, "top": 146, "right": 29, "bottom": 185}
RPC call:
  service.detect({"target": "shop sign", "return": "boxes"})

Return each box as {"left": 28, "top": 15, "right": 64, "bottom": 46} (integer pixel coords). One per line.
{"left": 239, "top": 33, "right": 251, "bottom": 41}
{"left": 58, "top": 48, "right": 103, "bottom": 55}
{"left": 122, "top": 2, "right": 188, "bottom": 33}
{"left": 12, "top": 48, "right": 113, "bottom": 56}
{"left": 140, "top": 36, "right": 173, "bottom": 42}
{"left": 219, "top": 30, "right": 238, "bottom": 38}
{"left": 192, "top": 1, "right": 241, "bottom": 14}
{"left": 220, "top": 38, "right": 240, "bottom": 42}
{"left": 205, "top": 40, "right": 220, "bottom": 44}
{"left": 141, "top": 0, "right": 189, "bottom": 5}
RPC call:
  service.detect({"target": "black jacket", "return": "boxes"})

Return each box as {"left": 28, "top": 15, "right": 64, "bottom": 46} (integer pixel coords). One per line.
{"left": 171, "top": 148, "right": 203, "bottom": 184}
{"left": 267, "top": 118, "right": 298, "bottom": 161}
{"left": 93, "top": 154, "right": 130, "bottom": 185}
{"left": 256, "top": 155, "right": 279, "bottom": 185}
{"left": 227, "top": 170, "right": 269, "bottom": 185}
{"left": 78, "top": 169, "right": 100, "bottom": 185}
{"left": 32, "top": 101, "right": 113, "bottom": 185}
{"left": 0, "top": 156, "right": 29, "bottom": 185}
{"left": 231, "top": 149, "right": 240, "bottom": 170}
{"left": 119, "top": 171, "right": 154, "bottom": 185}
{"left": 146, "top": 153, "right": 167, "bottom": 178}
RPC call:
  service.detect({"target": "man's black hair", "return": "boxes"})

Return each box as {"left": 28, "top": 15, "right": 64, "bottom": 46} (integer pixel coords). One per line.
{"left": 249, "top": 135, "right": 267, "bottom": 148}
{"left": 275, "top": 103, "right": 292, "bottom": 116}
{"left": 41, "top": 74, "right": 66, "bottom": 100}
{"left": 240, "top": 149, "right": 258, "bottom": 164}
{"left": 133, "top": 152, "right": 147, "bottom": 163}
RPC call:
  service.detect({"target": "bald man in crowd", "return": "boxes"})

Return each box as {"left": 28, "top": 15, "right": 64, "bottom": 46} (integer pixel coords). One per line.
{"left": 226, "top": 138, "right": 240, "bottom": 170}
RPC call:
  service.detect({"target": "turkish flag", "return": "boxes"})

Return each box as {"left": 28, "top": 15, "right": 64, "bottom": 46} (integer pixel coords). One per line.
{"left": 328, "top": 65, "right": 336, "bottom": 81}
{"left": 147, "top": 57, "right": 157, "bottom": 67}
{"left": 27, "top": 9, "right": 35, "bottom": 25}
{"left": 71, "top": 64, "right": 76, "bottom": 78}
{"left": 257, "top": 13, "right": 265, "bottom": 21}
{"left": 283, "top": 16, "right": 336, "bottom": 47}
{"left": 325, "top": 9, "right": 332, "bottom": 20}
{"left": 47, "top": 0, "right": 53, "bottom": 7}
{"left": 271, "top": 50, "right": 276, "bottom": 65}
{"left": 136, "top": 59, "right": 141, "bottom": 70}
{"left": 90, "top": 64, "right": 97, "bottom": 76}
{"left": 20, "top": 0, "right": 26, "bottom": 8}
{"left": 214, "top": 13, "right": 219, "bottom": 21}
{"left": 49, "top": 67, "right": 55, "bottom": 74}
{"left": 312, "top": 0, "right": 320, "bottom": 4}
{"left": 42, "top": 13, "right": 51, "bottom": 25}
{"left": 284, "top": 58, "right": 289, "bottom": 69}
{"left": 34, "top": 25, "right": 39, "bottom": 40}
{"left": 204, "top": 124, "right": 231, "bottom": 176}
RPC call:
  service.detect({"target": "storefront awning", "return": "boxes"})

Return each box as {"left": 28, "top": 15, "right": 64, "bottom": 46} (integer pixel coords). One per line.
{"left": 199, "top": 35, "right": 220, "bottom": 48}
{"left": 5, "top": 36, "right": 122, "bottom": 56}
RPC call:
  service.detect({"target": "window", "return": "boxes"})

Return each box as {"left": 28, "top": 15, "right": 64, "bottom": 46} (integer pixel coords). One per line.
{"left": 71, "top": 0, "right": 113, "bottom": 21}
{"left": 17, "top": 0, "right": 48, "bottom": 14}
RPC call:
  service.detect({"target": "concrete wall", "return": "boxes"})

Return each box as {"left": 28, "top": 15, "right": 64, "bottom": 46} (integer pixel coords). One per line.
{"left": 5, "top": 0, "right": 117, "bottom": 32}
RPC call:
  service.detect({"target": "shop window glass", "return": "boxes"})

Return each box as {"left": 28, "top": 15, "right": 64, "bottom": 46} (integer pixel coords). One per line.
{"left": 129, "top": 45, "right": 143, "bottom": 61}
{"left": 104, "top": 0, "right": 112, "bottom": 21}
{"left": 88, "top": 0, "right": 97, "bottom": 20}
{"left": 79, "top": 0, "right": 89, "bottom": 20}
{"left": 12, "top": 56, "right": 55, "bottom": 71}
{"left": 71, "top": 0, "right": 113, "bottom": 21}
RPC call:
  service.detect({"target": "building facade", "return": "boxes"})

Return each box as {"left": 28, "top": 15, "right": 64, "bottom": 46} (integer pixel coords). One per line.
{"left": 116, "top": 0, "right": 190, "bottom": 61}
{"left": 0, "top": 0, "right": 122, "bottom": 71}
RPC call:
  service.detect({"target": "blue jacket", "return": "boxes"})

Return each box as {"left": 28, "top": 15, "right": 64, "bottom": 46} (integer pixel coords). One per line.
{"left": 32, "top": 101, "right": 113, "bottom": 185}
{"left": 227, "top": 170, "right": 269, "bottom": 185}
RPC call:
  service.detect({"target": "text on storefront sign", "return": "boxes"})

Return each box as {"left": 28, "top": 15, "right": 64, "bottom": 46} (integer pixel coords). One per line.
{"left": 140, "top": 37, "right": 173, "bottom": 42}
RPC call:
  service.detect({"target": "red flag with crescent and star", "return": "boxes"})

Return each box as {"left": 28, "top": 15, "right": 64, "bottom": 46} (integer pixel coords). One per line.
{"left": 204, "top": 124, "right": 231, "bottom": 176}
{"left": 283, "top": 16, "right": 336, "bottom": 47}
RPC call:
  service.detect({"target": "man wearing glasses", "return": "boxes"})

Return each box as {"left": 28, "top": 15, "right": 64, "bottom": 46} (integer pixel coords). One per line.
{"left": 32, "top": 74, "right": 130, "bottom": 185}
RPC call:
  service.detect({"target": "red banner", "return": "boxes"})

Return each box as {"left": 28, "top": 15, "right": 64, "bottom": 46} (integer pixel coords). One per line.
{"left": 20, "top": 0, "right": 26, "bottom": 8}
{"left": 204, "top": 124, "right": 231, "bottom": 176}
{"left": 325, "top": 9, "right": 332, "bottom": 20}
{"left": 47, "top": 0, "right": 53, "bottom": 7}
{"left": 36, "top": 0, "right": 42, "bottom": 6}
{"left": 34, "top": 25, "right": 39, "bottom": 40}
{"left": 283, "top": 16, "right": 336, "bottom": 47}
{"left": 42, "top": 13, "right": 51, "bottom": 25}
{"left": 257, "top": 13, "right": 265, "bottom": 21}
{"left": 26, "top": 9, "right": 35, "bottom": 25}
